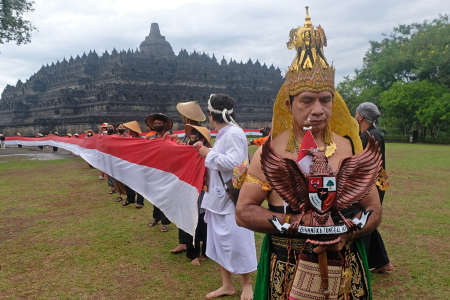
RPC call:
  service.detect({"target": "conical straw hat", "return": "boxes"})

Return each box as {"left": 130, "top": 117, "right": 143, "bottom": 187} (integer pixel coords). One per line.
{"left": 145, "top": 114, "right": 173, "bottom": 131}
{"left": 176, "top": 101, "right": 206, "bottom": 122}
{"left": 184, "top": 124, "right": 211, "bottom": 147}
{"left": 123, "top": 121, "right": 142, "bottom": 134}
{"left": 17, "top": 133, "right": 21, "bottom": 136}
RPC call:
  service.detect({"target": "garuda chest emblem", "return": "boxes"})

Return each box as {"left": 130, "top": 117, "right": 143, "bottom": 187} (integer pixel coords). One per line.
{"left": 261, "top": 131, "right": 382, "bottom": 245}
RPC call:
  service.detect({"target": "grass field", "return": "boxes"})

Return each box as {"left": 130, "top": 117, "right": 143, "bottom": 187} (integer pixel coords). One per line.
{"left": 0, "top": 143, "right": 449, "bottom": 299}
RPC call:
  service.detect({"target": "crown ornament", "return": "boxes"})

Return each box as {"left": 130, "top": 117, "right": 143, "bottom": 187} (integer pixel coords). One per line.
{"left": 285, "top": 6, "right": 335, "bottom": 96}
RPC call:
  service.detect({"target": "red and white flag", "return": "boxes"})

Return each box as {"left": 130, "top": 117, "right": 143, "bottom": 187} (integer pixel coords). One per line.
{"left": 5, "top": 135, "right": 205, "bottom": 236}
{"left": 297, "top": 130, "right": 318, "bottom": 173}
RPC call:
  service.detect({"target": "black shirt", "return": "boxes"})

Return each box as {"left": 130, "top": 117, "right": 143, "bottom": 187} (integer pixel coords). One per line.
{"left": 0, "top": 136, "right": 5, "bottom": 141}
{"left": 360, "top": 125, "right": 386, "bottom": 170}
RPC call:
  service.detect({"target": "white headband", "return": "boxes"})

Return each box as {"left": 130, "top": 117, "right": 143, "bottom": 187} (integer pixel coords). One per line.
{"left": 207, "top": 94, "right": 237, "bottom": 125}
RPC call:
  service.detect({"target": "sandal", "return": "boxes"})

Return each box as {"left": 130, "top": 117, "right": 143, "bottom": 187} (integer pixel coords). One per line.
{"left": 109, "top": 189, "right": 116, "bottom": 194}
{"left": 148, "top": 219, "right": 159, "bottom": 227}
{"left": 122, "top": 199, "right": 135, "bottom": 206}
{"left": 115, "top": 197, "right": 123, "bottom": 202}
{"left": 135, "top": 204, "right": 144, "bottom": 209}
{"left": 161, "top": 225, "right": 169, "bottom": 232}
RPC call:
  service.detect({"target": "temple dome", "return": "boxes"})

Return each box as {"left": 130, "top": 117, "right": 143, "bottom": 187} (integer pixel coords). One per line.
{"left": 139, "top": 23, "right": 175, "bottom": 59}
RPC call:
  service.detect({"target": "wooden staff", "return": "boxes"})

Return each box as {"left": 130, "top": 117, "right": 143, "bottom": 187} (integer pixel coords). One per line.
{"left": 318, "top": 250, "right": 330, "bottom": 299}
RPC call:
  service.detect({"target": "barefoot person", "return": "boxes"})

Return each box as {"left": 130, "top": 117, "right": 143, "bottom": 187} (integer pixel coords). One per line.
{"left": 195, "top": 94, "right": 256, "bottom": 300}
{"left": 166, "top": 101, "right": 206, "bottom": 254}
{"left": 356, "top": 102, "right": 394, "bottom": 274}
{"left": 235, "top": 8, "right": 381, "bottom": 300}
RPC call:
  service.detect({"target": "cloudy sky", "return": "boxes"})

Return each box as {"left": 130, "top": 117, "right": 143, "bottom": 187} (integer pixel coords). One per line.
{"left": 0, "top": 0, "right": 447, "bottom": 95}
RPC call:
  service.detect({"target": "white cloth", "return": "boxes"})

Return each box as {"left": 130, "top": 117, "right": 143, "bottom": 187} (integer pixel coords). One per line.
{"left": 202, "top": 124, "right": 248, "bottom": 215}
{"left": 204, "top": 210, "right": 257, "bottom": 274}
{"left": 1, "top": 141, "right": 5, "bottom": 149}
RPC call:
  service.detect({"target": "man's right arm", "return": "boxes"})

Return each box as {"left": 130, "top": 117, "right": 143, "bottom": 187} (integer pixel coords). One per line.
{"left": 235, "top": 146, "right": 299, "bottom": 233}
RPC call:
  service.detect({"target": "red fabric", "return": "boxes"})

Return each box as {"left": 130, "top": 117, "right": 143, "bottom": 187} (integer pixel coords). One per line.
{"left": 297, "top": 130, "right": 318, "bottom": 162}
{"left": 9, "top": 135, "right": 206, "bottom": 193}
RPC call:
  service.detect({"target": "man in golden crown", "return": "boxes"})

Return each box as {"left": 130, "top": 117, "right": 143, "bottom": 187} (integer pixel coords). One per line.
{"left": 236, "top": 7, "right": 381, "bottom": 300}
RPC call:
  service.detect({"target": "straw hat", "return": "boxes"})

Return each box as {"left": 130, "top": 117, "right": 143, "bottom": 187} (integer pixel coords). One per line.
{"left": 184, "top": 124, "right": 211, "bottom": 147}
{"left": 74, "top": 133, "right": 79, "bottom": 136}
{"left": 67, "top": 133, "right": 72, "bottom": 137}
{"left": 146, "top": 113, "right": 173, "bottom": 131}
{"left": 98, "top": 123, "right": 108, "bottom": 132}
{"left": 54, "top": 132, "right": 59, "bottom": 135}
{"left": 176, "top": 101, "right": 206, "bottom": 122}
{"left": 85, "top": 130, "right": 95, "bottom": 136}
{"left": 123, "top": 121, "right": 142, "bottom": 134}
{"left": 17, "top": 133, "right": 21, "bottom": 136}
{"left": 0, "top": 134, "right": 3, "bottom": 137}
{"left": 38, "top": 133, "right": 43, "bottom": 137}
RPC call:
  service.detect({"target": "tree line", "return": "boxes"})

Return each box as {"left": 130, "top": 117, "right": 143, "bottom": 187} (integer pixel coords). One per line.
{"left": 337, "top": 15, "right": 450, "bottom": 138}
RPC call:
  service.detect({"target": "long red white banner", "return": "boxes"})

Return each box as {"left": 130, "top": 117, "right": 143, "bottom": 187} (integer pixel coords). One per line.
{"left": 5, "top": 135, "right": 206, "bottom": 237}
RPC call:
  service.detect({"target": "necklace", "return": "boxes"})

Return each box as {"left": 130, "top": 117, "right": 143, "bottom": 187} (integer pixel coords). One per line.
{"left": 293, "top": 134, "right": 337, "bottom": 158}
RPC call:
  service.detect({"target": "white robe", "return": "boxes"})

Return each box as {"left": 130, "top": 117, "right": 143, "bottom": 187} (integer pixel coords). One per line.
{"left": 202, "top": 124, "right": 257, "bottom": 274}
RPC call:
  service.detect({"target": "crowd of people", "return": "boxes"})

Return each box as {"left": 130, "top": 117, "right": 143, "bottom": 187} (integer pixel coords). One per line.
{"left": 59, "top": 92, "right": 389, "bottom": 300}
{"left": 70, "top": 95, "right": 257, "bottom": 299}
{"left": 2, "top": 10, "right": 394, "bottom": 300}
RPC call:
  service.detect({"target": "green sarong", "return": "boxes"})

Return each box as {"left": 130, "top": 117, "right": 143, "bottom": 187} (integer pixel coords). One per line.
{"left": 253, "top": 234, "right": 372, "bottom": 300}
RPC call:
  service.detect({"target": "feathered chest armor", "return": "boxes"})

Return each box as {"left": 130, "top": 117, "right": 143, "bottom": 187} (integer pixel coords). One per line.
{"left": 261, "top": 133, "right": 382, "bottom": 245}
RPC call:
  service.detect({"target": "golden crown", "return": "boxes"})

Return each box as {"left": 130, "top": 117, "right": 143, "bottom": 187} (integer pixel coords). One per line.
{"left": 285, "top": 7, "right": 335, "bottom": 96}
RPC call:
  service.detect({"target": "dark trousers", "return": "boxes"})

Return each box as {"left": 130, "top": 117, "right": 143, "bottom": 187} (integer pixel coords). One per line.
{"left": 107, "top": 175, "right": 115, "bottom": 188}
{"left": 153, "top": 206, "right": 171, "bottom": 225}
{"left": 178, "top": 229, "right": 187, "bottom": 244}
{"left": 53, "top": 147, "right": 58, "bottom": 152}
{"left": 38, "top": 146, "right": 43, "bottom": 150}
{"left": 363, "top": 189, "right": 390, "bottom": 269}
{"left": 18, "top": 145, "right": 22, "bottom": 148}
{"left": 186, "top": 212, "right": 207, "bottom": 260}
{"left": 124, "top": 185, "right": 144, "bottom": 205}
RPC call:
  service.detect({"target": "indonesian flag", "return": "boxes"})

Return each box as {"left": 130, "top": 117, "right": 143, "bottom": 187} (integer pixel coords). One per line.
{"left": 297, "top": 130, "right": 318, "bottom": 173}
{"left": 5, "top": 135, "right": 205, "bottom": 237}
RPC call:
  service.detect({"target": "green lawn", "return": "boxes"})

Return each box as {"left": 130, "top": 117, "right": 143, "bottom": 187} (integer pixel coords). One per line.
{"left": 0, "top": 143, "right": 449, "bottom": 299}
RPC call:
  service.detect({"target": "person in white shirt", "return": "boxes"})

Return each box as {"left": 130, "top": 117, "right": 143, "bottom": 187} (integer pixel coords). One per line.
{"left": 194, "top": 94, "right": 257, "bottom": 300}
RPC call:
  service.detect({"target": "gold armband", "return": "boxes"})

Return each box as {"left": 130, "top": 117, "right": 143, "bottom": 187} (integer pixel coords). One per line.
{"left": 244, "top": 174, "right": 272, "bottom": 191}
{"left": 285, "top": 214, "right": 292, "bottom": 224}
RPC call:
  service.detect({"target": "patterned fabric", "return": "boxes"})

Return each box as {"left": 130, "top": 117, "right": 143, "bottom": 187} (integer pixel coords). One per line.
{"left": 114, "top": 180, "right": 127, "bottom": 195}
{"left": 268, "top": 240, "right": 369, "bottom": 300}
{"left": 289, "top": 259, "right": 342, "bottom": 300}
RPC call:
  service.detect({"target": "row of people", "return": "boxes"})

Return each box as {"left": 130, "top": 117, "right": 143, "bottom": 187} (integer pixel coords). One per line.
{"left": 90, "top": 95, "right": 256, "bottom": 299}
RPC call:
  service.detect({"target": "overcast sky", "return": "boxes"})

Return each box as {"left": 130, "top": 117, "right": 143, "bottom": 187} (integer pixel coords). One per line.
{"left": 0, "top": 0, "right": 447, "bottom": 97}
